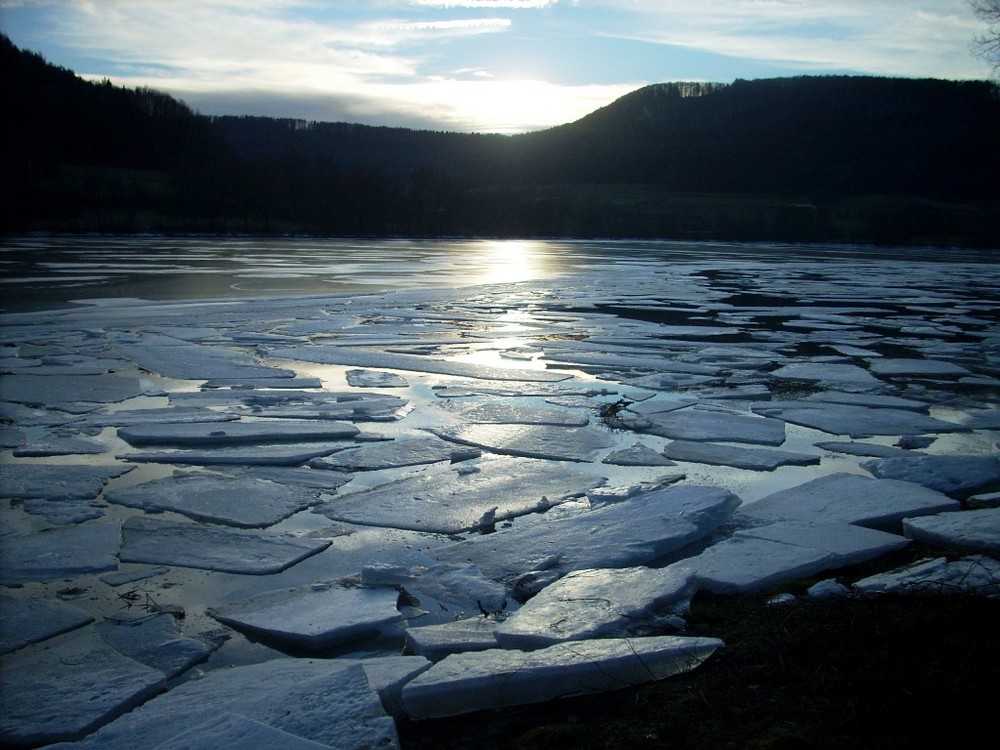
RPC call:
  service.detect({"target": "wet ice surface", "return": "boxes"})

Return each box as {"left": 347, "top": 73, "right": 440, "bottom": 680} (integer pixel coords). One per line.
{"left": 2, "top": 247, "right": 999, "bottom": 747}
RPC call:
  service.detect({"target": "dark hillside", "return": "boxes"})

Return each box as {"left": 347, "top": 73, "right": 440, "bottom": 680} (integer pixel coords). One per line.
{"left": 3, "top": 34, "right": 998, "bottom": 244}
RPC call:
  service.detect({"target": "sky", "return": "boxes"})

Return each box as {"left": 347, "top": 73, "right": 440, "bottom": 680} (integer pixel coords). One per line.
{"left": 0, "top": 1, "right": 993, "bottom": 134}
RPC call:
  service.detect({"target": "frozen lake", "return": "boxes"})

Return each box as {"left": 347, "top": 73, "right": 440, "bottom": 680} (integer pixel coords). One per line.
{"left": 1, "top": 236, "right": 999, "bottom": 747}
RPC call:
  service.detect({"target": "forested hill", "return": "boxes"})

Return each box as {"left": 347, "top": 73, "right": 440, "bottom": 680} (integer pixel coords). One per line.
{"left": 3, "top": 34, "right": 999, "bottom": 246}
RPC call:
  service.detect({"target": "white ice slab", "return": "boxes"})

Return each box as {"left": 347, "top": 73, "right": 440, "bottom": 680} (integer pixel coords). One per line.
{"left": 120, "top": 443, "right": 346, "bottom": 466}
{"left": 901, "top": 508, "right": 1000, "bottom": 556}
{"left": 400, "top": 635, "right": 723, "bottom": 719}
{"left": 429, "top": 423, "right": 614, "bottom": 462}
{"left": 602, "top": 442, "right": 678, "bottom": 466}
{"left": 0, "top": 521, "right": 122, "bottom": 584}
{"left": 435, "top": 400, "right": 590, "bottom": 426}
{"left": 117, "top": 420, "right": 359, "bottom": 446}
{"left": 0, "top": 638, "right": 166, "bottom": 747}
{"left": 120, "top": 516, "right": 330, "bottom": 574}
{"left": 106, "top": 474, "right": 323, "bottom": 528}
{"left": 684, "top": 535, "right": 838, "bottom": 594}
{"left": 769, "top": 362, "right": 881, "bottom": 385}
{"left": 739, "top": 473, "right": 961, "bottom": 531}
{"left": 0, "top": 463, "right": 133, "bottom": 500}
{"left": 318, "top": 455, "right": 603, "bottom": 534}
{"left": 12, "top": 435, "right": 107, "bottom": 456}
{"left": 403, "top": 617, "right": 499, "bottom": 660}
{"left": 662, "top": 440, "right": 819, "bottom": 470}
{"left": 734, "top": 521, "right": 910, "bottom": 565}
{"left": 805, "top": 392, "right": 930, "bottom": 410}
{"left": 208, "top": 581, "right": 403, "bottom": 650}
{"left": 868, "top": 358, "right": 972, "bottom": 377}
{"left": 625, "top": 407, "right": 787, "bottom": 446}
{"left": 309, "top": 436, "right": 464, "bottom": 472}
{"left": 96, "top": 613, "right": 218, "bottom": 679}
{"left": 860, "top": 454, "right": 1000, "bottom": 497}
{"left": 265, "top": 345, "right": 572, "bottom": 381}
{"left": 815, "top": 441, "right": 915, "bottom": 458}
{"left": 45, "top": 657, "right": 408, "bottom": 750}
{"left": 853, "top": 555, "right": 1000, "bottom": 596}
{"left": 346, "top": 368, "right": 409, "bottom": 388}
{"left": 754, "top": 404, "right": 961, "bottom": 438}
{"left": 431, "top": 484, "right": 741, "bottom": 582}
{"left": 113, "top": 336, "right": 295, "bottom": 380}
{"left": 0, "top": 372, "right": 143, "bottom": 406}
{"left": 0, "top": 597, "right": 94, "bottom": 654}
{"left": 496, "top": 565, "right": 697, "bottom": 649}
{"left": 739, "top": 473, "right": 960, "bottom": 531}
{"left": 148, "top": 714, "right": 335, "bottom": 750}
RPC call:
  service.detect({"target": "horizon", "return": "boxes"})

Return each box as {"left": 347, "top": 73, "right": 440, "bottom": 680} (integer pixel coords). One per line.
{"left": 0, "top": 1, "right": 994, "bottom": 135}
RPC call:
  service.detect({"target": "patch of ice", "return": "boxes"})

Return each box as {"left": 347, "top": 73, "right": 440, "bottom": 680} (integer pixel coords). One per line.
{"left": 428, "top": 423, "right": 614, "bottom": 462}
{"left": 309, "top": 436, "right": 463, "bottom": 472}
{"left": 117, "top": 420, "right": 359, "bottom": 446}
{"left": 96, "top": 613, "right": 220, "bottom": 679}
{"left": 0, "top": 463, "right": 133, "bottom": 500}
{"left": 868, "top": 358, "right": 972, "bottom": 377}
{"left": 0, "top": 598, "right": 94, "bottom": 654}
{"left": 853, "top": 555, "right": 1000, "bottom": 596}
{"left": 119, "top": 444, "right": 347, "bottom": 467}
{"left": 769, "top": 362, "right": 880, "bottom": 386}
{"left": 860, "top": 454, "right": 1000, "bottom": 498}
{"left": 120, "top": 516, "right": 330, "bottom": 574}
{"left": 755, "top": 403, "right": 962, "bottom": 438}
{"left": 902, "top": 508, "right": 1000, "bottom": 556}
{"left": 435, "top": 400, "right": 590, "bottom": 426}
{"left": 624, "top": 407, "right": 787, "bottom": 446}
{"left": 602, "top": 442, "right": 678, "bottom": 466}
{"left": 662, "top": 440, "right": 819, "bottom": 470}
{"left": 0, "top": 372, "right": 143, "bottom": 406}
{"left": 399, "top": 635, "right": 722, "bottom": 719}
{"left": 403, "top": 617, "right": 499, "bottom": 660}
{"left": 0, "top": 522, "right": 122, "bottom": 584}
{"left": 346, "top": 369, "right": 409, "bottom": 388}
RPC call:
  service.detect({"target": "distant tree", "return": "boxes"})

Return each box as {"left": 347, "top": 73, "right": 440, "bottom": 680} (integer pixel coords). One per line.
{"left": 970, "top": 0, "right": 1000, "bottom": 76}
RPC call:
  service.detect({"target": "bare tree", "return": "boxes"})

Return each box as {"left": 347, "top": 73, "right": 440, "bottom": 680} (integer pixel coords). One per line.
{"left": 970, "top": 0, "right": 1000, "bottom": 76}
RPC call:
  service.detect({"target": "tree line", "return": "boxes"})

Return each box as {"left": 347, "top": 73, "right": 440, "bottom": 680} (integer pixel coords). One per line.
{"left": 2, "top": 34, "right": 998, "bottom": 246}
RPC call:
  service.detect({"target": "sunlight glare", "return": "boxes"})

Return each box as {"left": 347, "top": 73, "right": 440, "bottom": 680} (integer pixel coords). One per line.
{"left": 475, "top": 240, "right": 546, "bottom": 285}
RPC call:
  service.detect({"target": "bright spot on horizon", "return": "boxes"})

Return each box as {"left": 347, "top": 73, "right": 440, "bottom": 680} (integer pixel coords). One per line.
{"left": 0, "top": 1, "right": 992, "bottom": 134}
{"left": 475, "top": 240, "right": 550, "bottom": 286}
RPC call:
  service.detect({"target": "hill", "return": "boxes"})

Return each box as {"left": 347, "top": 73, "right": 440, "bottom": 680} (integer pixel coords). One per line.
{"left": 3, "top": 34, "right": 999, "bottom": 245}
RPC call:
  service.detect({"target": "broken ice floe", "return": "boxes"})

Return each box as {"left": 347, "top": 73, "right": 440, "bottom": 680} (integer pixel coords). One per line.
{"left": 860, "top": 454, "right": 1000, "bottom": 498}
{"left": 0, "top": 372, "right": 144, "bottom": 407}
{"left": 317, "top": 455, "right": 602, "bottom": 534}
{"left": 901, "top": 507, "right": 1000, "bottom": 556}
{"left": 112, "top": 335, "right": 295, "bottom": 381}
{"left": 12, "top": 435, "right": 107, "bottom": 457}
{"left": 119, "top": 443, "right": 348, "bottom": 466}
{"left": 105, "top": 474, "right": 326, "bottom": 528}
{"left": 769, "top": 362, "right": 881, "bottom": 386}
{"left": 0, "top": 636, "right": 166, "bottom": 747}
{"left": 430, "top": 483, "right": 741, "bottom": 583}
{"left": 0, "top": 597, "right": 94, "bottom": 654}
{"left": 434, "top": 399, "right": 590, "bottom": 426}
{"left": 403, "top": 617, "right": 500, "bottom": 660}
{"left": 428, "top": 423, "right": 614, "bottom": 462}
{"left": 623, "top": 406, "right": 787, "bottom": 445}
{"left": 399, "top": 635, "right": 723, "bottom": 719}
{"left": 0, "top": 522, "right": 122, "bottom": 584}
{"left": 308, "top": 435, "right": 470, "bottom": 472}
{"left": 38, "top": 656, "right": 426, "bottom": 750}
{"left": 754, "top": 403, "right": 963, "bottom": 438}
{"left": 117, "top": 420, "right": 359, "bottom": 446}
{"left": 96, "top": 613, "right": 221, "bottom": 679}
{"left": 346, "top": 368, "right": 409, "bottom": 388}
{"left": 208, "top": 581, "right": 403, "bottom": 650}
{"left": 738, "top": 473, "right": 960, "bottom": 532}
{"left": 120, "top": 516, "right": 330, "bottom": 574}
{"left": 0, "top": 463, "right": 133, "bottom": 500}
{"left": 602, "top": 442, "right": 678, "bottom": 466}
{"left": 853, "top": 555, "right": 1000, "bottom": 597}
{"left": 661, "top": 439, "right": 819, "bottom": 470}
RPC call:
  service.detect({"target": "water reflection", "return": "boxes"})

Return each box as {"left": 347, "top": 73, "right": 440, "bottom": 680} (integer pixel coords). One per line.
{"left": 473, "top": 240, "right": 550, "bottom": 286}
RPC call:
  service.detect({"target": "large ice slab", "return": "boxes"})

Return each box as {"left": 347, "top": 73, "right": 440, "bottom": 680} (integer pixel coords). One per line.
{"left": 853, "top": 555, "right": 1000, "bottom": 596}
{"left": 901, "top": 508, "right": 1000, "bottom": 556}
{"left": 113, "top": 335, "right": 295, "bottom": 380}
{"left": 106, "top": 474, "right": 323, "bottom": 528}
{"left": 0, "top": 463, "right": 133, "bottom": 500}
{"left": 43, "top": 657, "right": 411, "bottom": 750}
{"left": 0, "top": 638, "right": 166, "bottom": 747}
{"left": 684, "top": 535, "right": 837, "bottom": 594}
{"left": 625, "top": 407, "right": 786, "bottom": 446}
{"left": 769, "top": 362, "right": 881, "bottom": 386}
{"left": 12, "top": 435, "right": 107, "bottom": 457}
{"left": 0, "top": 521, "right": 122, "bottom": 584}
{"left": 753, "top": 403, "right": 962, "bottom": 438}
{"left": 868, "top": 358, "right": 972, "bottom": 377}
{"left": 662, "top": 440, "right": 819, "bottom": 470}
{"left": 265, "top": 344, "right": 572, "bottom": 381}
{"left": 146, "top": 714, "right": 335, "bottom": 750}
{"left": 0, "top": 597, "right": 94, "bottom": 654}
{"left": 403, "top": 617, "right": 500, "bottom": 660}
{"left": 496, "top": 565, "right": 697, "bottom": 649}
{"left": 435, "top": 400, "right": 590, "bottom": 426}
{"left": 602, "top": 442, "right": 678, "bottom": 466}
{"left": 738, "top": 473, "right": 961, "bottom": 531}
{"left": 431, "top": 484, "right": 741, "bottom": 582}
{"left": 119, "top": 443, "right": 346, "bottom": 466}
{"left": 860, "top": 454, "right": 1000, "bottom": 498}
{"left": 208, "top": 581, "right": 403, "bottom": 650}
{"left": 0, "top": 372, "right": 143, "bottom": 406}
{"left": 346, "top": 368, "right": 409, "bottom": 388}
{"left": 400, "top": 635, "right": 723, "bottom": 719}
{"left": 117, "top": 420, "right": 359, "bottom": 446}
{"left": 96, "top": 613, "right": 218, "bottom": 679}
{"left": 318, "top": 455, "right": 603, "bottom": 534}
{"left": 309, "top": 436, "right": 465, "bottom": 472}
{"left": 120, "top": 516, "right": 330, "bottom": 574}
{"left": 428, "top": 423, "right": 614, "bottom": 462}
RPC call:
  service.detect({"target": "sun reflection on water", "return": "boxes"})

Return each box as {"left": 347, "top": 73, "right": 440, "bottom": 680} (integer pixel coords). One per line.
{"left": 474, "top": 240, "right": 548, "bottom": 286}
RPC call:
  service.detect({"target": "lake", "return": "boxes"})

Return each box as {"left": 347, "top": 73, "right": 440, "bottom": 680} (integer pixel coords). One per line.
{"left": 2, "top": 235, "right": 996, "bottom": 312}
